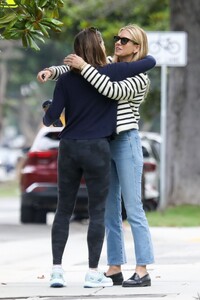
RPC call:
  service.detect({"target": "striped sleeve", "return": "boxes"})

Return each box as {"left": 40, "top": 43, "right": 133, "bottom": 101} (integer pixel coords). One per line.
{"left": 48, "top": 65, "right": 70, "bottom": 81}
{"left": 81, "top": 65, "right": 148, "bottom": 101}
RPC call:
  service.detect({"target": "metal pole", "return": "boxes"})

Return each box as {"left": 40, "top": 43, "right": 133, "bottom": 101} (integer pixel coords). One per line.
{"left": 159, "top": 65, "right": 167, "bottom": 211}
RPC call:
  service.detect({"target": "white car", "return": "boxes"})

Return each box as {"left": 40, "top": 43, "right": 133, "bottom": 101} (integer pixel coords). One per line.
{"left": 140, "top": 132, "right": 161, "bottom": 210}
{"left": 140, "top": 131, "right": 161, "bottom": 162}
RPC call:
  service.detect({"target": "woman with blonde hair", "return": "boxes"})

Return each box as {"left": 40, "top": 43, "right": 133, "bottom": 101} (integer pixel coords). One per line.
{"left": 37, "top": 24, "right": 155, "bottom": 288}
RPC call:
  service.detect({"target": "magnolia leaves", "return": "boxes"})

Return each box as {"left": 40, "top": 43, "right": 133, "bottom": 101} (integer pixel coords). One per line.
{"left": 0, "top": 0, "right": 64, "bottom": 50}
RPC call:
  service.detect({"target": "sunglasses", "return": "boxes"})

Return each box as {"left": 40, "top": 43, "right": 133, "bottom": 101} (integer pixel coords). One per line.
{"left": 113, "top": 35, "right": 139, "bottom": 45}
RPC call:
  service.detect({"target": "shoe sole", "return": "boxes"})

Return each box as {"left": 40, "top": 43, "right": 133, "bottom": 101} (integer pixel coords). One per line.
{"left": 50, "top": 280, "right": 66, "bottom": 288}
{"left": 84, "top": 282, "right": 113, "bottom": 288}
{"left": 50, "top": 283, "right": 65, "bottom": 288}
{"left": 122, "top": 280, "right": 151, "bottom": 287}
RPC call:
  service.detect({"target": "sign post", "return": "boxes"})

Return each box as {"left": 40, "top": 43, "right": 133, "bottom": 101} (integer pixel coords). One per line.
{"left": 147, "top": 31, "right": 187, "bottom": 210}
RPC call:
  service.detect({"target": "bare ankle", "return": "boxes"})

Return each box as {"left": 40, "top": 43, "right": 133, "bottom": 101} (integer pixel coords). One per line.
{"left": 135, "top": 265, "right": 148, "bottom": 277}
{"left": 106, "top": 265, "right": 121, "bottom": 276}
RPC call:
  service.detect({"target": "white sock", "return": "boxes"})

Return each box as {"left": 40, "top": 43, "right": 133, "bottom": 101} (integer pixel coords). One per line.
{"left": 89, "top": 268, "right": 98, "bottom": 272}
{"left": 52, "top": 265, "right": 63, "bottom": 272}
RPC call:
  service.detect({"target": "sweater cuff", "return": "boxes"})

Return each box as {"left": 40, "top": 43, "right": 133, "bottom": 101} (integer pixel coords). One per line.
{"left": 81, "top": 64, "right": 91, "bottom": 75}
{"left": 48, "top": 67, "right": 56, "bottom": 80}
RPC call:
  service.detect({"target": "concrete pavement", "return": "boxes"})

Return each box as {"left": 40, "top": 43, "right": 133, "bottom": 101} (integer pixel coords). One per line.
{"left": 1, "top": 225, "right": 200, "bottom": 300}
{"left": 1, "top": 263, "right": 200, "bottom": 300}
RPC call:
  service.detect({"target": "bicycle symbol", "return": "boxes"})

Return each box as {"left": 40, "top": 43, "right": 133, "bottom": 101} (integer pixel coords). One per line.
{"left": 149, "top": 37, "right": 180, "bottom": 54}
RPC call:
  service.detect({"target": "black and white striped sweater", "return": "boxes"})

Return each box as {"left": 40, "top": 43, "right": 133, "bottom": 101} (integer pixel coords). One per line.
{"left": 48, "top": 56, "right": 154, "bottom": 133}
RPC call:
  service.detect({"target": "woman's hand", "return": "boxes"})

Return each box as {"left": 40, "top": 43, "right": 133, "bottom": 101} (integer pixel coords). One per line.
{"left": 37, "top": 69, "right": 52, "bottom": 83}
{"left": 64, "top": 54, "right": 86, "bottom": 70}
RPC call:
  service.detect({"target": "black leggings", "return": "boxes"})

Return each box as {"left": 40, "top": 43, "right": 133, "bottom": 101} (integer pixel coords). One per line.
{"left": 52, "top": 138, "right": 111, "bottom": 268}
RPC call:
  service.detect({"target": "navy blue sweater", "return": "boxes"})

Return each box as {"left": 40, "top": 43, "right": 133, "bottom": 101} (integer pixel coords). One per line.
{"left": 43, "top": 55, "right": 156, "bottom": 139}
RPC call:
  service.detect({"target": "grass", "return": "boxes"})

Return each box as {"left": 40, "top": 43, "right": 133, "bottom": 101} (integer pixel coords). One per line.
{"left": 146, "top": 204, "right": 200, "bottom": 227}
{"left": 0, "top": 179, "right": 20, "bottom": 198}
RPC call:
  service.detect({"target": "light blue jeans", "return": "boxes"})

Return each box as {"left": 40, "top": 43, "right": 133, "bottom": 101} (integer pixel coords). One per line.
{"left": 105, "top": 129, "right": 154, "bottom": 266}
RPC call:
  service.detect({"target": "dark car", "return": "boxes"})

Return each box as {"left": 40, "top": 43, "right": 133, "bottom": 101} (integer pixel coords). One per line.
{"left": 19, "top": 126, "right": 158, "bottom": 224}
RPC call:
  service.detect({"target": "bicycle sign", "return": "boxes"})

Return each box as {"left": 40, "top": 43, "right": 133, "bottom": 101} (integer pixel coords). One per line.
{"left": 147, "top": 31, "right": 187, "bottom": 66}
{"left": 150, "top": 37, "right": 180, "bottom": 54}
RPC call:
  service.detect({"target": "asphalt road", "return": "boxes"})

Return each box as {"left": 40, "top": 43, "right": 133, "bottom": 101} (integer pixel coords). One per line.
{"left": 1, "top": 197, "right": 200, "bottom": 266}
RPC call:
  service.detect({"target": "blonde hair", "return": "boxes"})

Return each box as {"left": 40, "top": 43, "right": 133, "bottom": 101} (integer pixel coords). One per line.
{"left": 121, "top": 24, "right": 150, "bottom": 100}
{"left": 118, "top": 24, "right": 148, "bottom": 61}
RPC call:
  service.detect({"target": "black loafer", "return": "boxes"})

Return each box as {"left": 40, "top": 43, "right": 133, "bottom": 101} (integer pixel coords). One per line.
{"left": 105, "top": 272, "right": 124, "bottom": 285}
{"left": 122, "top": 272, "right": 151, "bottom": 287}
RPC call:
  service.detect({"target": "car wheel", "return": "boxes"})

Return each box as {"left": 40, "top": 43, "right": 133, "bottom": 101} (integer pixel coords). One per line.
{"left": 21, "top": 205, "right": 47, "bottom": 224}
{"left": 20, "top": 205, "right": 35, "bottom": 223}
{"left": 34, "top": 210, "right": 47, "bottom": 224}
{"left": 143, "top": 199, "right": 158, "bottom": 212}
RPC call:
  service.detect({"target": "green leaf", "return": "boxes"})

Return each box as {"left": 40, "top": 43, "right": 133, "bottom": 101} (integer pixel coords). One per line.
{"left": 38, "top": 0, "right": 49, "bottom": 7}
{"left": 4, "top": 17, "right": 18, "bottom": 30}
{"left": 22, "top": 33, "right": 29, "bottom": 47}
{"left": 25, "top": 21, "right": 35, "bottom": 31}
{"left": 3, "top": 29, "right": 22, "bottom": 39}
{"left": 47, "top": 18, "right": 63, "bottom": 27}
{"left": 26, "top": 33, "right": 40, "bottom": 50}
{"left": 33, "top": 33, "right": 45, "bottom": 43}
{"left": 42, "top": 18, "right": 63, "bottom": 27}
{"left": 0, "top": 13, "right": 17, "bottom": 24}
{"left": 37, "top": 23, "right": 50, "bottom": 38}
{"left": 35, "top": 6, "right": 44, "bottom": 20}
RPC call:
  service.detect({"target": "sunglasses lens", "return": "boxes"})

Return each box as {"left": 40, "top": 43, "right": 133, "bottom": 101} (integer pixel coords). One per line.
{"left": 113, "top": 36, "right": 120, "bottom": 43}
{"left": 121, "top": 38, "right": 129, "bottom": 45}
{"left": 113, "top": 36, "right": 130, "bottom": 45}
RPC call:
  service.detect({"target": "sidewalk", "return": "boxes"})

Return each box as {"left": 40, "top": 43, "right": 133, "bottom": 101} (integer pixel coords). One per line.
{"left": 1, "top": 263, "right": 200, "bottom": 300}
{"left": 1, "top": 225, "right": 200, "bottom": 300}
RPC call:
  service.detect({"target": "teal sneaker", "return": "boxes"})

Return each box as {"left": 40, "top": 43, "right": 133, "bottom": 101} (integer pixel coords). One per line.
{"left": 84, "top": 270, "right": 113, "bottom": 288}
{"left": 50, "top": 270, "right": 66, "bottom": 288}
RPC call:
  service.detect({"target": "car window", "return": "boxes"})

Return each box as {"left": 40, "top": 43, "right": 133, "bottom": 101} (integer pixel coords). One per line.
{"left": 45, "top": 132, "right": 61, "bottom": 140}
{"left": 151, "top": 141, "right": 160, "bottom": 161}
{"left": 33, "top": 131, "right": 60, "bottom": 151}
{"left": 142, "top": 146, "right": 150, "bottom": 158}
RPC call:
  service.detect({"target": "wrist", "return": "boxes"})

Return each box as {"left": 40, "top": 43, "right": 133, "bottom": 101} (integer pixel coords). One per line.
{"left": 79, "top": 62, "right": 88, "bottom": 71}
{"left": 44, "top": 68, "right": 53, "bottom": 75}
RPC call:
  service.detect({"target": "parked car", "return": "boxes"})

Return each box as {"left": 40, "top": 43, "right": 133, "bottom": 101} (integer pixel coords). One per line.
{"left": 140, "top": 131, "right": 161, "bottom": 209}
{"left": 141, "top": 138, "right": 159, "bottom": 211}
{"left": 19, "top": 126, "right": 159, "bottom": 224}
{"left": 140, "top": 131, "right": 161, "bottom": 163}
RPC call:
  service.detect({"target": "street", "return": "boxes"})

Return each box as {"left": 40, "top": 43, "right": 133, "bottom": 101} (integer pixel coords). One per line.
{"left": 1, "top": 197, "right": 200, "bottom": 299}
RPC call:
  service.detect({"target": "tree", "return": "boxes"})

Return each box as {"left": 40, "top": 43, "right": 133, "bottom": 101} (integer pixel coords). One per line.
{"left": 166, "top": 0, "right": 200, "bottom": 205}
{"left": 0, "top": 40, "right": 22, "bottom": 138}
{"left": 0, "top": 0, "right": 64, "bottom": 141}
{"left": 0, "top": 0, "right": 169, "bottom": 145}
{"left": 57, "top": 0, "right": 169, "bottom": 54}
{"left": 0, "top": 0, "right": 64, "bottom": 50}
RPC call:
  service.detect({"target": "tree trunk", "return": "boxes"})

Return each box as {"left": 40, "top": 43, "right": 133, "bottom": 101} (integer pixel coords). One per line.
{"left": 166, "top": 0, "right": 200, "bottom": 205}
{"left": 0, "top": 40, "right": 22, "bottom": 140}
{"left": 0, "top": 61, "right": 7, "bottom": 139}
